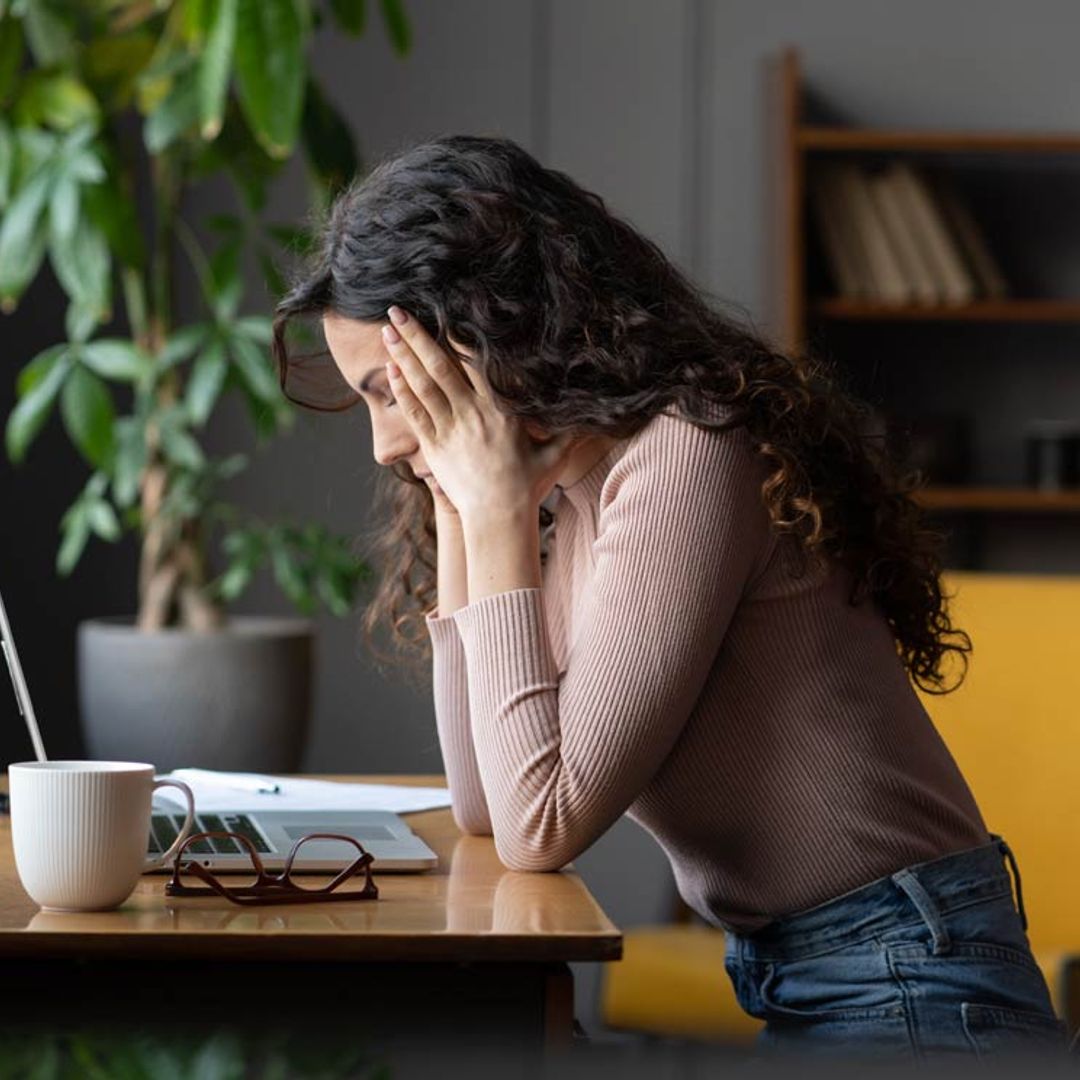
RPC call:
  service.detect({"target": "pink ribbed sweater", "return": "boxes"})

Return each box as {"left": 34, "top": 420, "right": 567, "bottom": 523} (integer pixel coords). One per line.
{"left": 424, "top": 409, "right": 989, "bottom": 933}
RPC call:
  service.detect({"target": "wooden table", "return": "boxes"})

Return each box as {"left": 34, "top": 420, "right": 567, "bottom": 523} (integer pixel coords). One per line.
{"left": 0, "top": 774, "right": 621, "bottom": 1065}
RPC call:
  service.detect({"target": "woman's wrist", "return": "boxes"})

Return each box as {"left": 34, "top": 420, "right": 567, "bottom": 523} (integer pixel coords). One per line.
{"left": 434, "top": 507, "right": 465, "bottom": 534}
{"left": 462, "top": 507, "right": 542, "bottom": 602}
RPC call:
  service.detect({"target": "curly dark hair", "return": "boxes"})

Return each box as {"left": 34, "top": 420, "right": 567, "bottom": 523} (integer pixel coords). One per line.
{"left": 271, "top": 133, "right": 969, "bottom": 692}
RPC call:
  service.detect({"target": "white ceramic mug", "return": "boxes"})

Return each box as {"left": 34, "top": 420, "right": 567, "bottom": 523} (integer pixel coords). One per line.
{"left": 8, "top": 760, "right": 195, "bottom": 912}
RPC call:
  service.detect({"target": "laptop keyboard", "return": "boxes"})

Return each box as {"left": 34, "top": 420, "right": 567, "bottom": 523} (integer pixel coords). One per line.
{"left": 147, "top": 813, "right": 271, "bottom": 856}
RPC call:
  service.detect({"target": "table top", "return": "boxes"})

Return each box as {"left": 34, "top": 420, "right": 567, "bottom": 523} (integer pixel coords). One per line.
{"left": 0, "top": 774, "right": 621, "bottom": 964}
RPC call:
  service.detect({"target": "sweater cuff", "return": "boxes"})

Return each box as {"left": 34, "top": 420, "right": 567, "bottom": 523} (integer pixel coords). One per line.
{"left": 425, "top": 606, "right": 464, "bottom": 648}
{"left": 451, "top": 588, "right": 560, "bottom": 703}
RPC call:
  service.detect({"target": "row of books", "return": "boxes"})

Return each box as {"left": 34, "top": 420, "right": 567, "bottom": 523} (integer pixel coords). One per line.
{"left": 810, "top": 160, "right": 1009, "bottom": 304}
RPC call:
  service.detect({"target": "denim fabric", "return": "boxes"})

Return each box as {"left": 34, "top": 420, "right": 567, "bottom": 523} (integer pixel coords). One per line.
{"left": 723, "top": 834, "right": 1069, "bottom": 1065}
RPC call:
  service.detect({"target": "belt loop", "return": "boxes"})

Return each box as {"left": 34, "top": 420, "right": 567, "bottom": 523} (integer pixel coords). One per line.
{"left": 891, "top": 867, "right": 952, "bottom": 955}
{"left": 993, "top": 834, "right": 1029, "bottom": 932}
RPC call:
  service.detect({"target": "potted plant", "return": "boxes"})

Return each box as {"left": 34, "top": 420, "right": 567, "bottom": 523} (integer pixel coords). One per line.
{"left": 0, "top": 0, "right": 411, "bottom": 770}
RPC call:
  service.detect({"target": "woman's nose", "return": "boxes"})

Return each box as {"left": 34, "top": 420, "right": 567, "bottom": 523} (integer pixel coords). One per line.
{"left": 372, "top": 420, "right": 417, "bottom": 468}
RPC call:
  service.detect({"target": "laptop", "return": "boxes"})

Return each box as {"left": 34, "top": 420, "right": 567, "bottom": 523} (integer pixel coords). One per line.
{"left": 147, "top": 800, "right": 439, "bottom": 873}
{"left": 1, "top": 584, "right": 439, "bottom": 874}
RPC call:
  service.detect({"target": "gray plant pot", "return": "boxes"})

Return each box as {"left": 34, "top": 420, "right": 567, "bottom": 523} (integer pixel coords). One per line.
{"left": 77, "top": 616, "right": 314, "bottom": 773}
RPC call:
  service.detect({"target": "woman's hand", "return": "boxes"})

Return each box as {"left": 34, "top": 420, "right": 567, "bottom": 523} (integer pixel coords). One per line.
{"left": 381, "top": 305, "right": 579, "bottom": 523}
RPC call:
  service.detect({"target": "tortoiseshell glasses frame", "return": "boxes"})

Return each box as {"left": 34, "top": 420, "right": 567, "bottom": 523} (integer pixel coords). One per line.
{"left": 165, "top": 830, "right": 378, "bottom": 906}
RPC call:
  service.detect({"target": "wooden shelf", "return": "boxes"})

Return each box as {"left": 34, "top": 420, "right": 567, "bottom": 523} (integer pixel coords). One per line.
{"left": 798, "top": 127, "right": 1080, "bottom": 154}
{"left": 811, "top": 298, "right": 1080, "bottom": 322}
{"left": 915, "top": 487, "right": 1080, "bottom": 513}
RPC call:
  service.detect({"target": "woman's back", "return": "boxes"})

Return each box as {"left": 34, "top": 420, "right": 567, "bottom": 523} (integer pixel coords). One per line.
{"left": 432, "top": 409, "right": 988, "bottom": 933}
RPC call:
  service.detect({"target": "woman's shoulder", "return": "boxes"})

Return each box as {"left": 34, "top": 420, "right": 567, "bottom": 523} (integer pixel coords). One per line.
{"left": 604, "top": 403, "right": 759, "bottom": 496}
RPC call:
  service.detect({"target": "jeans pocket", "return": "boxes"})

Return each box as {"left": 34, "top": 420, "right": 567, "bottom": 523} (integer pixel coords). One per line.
{"left": 757, "top": 953, "right": 906, "bottom": 1022}
{"left": 961, "top": 1002, "right": 1068, "bottom": 1059}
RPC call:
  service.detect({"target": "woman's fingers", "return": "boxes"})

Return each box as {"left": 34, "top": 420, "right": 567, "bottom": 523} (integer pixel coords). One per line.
{"left": 385, "top": 306, "right": 477, "bottom": 416}
{"left": 382, "top": 319, "right": 450, "bottom": 430}
{"left": 384, "top": 357, "right": 436, "bottom": 439}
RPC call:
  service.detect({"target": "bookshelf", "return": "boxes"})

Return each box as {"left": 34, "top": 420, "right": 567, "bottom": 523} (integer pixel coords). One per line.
{"left": 765, "top": 47, "right": 1080, "bottom": 545}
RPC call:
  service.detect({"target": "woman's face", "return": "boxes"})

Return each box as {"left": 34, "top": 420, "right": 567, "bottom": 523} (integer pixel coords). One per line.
{"left": 322, "top": 311, "right": 432, "bottom": 480}
{"left": 321, "top": 311, "right": 551, "bottom": 484}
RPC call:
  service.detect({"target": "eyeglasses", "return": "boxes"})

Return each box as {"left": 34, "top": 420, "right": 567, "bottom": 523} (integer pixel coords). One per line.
{"left": 165, "top": 831, "right": 379, "bottom": 906}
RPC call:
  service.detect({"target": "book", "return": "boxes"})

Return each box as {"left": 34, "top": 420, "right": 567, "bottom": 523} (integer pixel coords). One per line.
{"left": 889, "top": 161, "right": 976, "bottom": 304}
{"left": 835, "top": 162, "right": 912, "bottom": 304}
{"left": 928, "top": 171, "right": 1009, "bottom": 299}
{"left": 814, "top": 162, "right": 878, "bottom": 298}
{"left": 866, "top": 166, "right": 939, "bottom": 305}
{"left": 810, "top": 164, "right": 864, "bottom": 298}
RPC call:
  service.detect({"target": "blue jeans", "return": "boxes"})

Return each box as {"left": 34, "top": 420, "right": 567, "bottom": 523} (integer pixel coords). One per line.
{"left": 723, "top": 834, "right": 1069, "bottom": 1065}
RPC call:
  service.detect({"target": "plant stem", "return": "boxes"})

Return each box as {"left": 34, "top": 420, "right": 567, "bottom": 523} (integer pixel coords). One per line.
{"left": 135, "top": 151, "right": 224, "bottom": 631}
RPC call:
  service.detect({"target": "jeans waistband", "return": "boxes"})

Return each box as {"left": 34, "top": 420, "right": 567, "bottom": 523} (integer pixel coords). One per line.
{"left": 733, "top": 833, "right": 1024, "bottom": 960}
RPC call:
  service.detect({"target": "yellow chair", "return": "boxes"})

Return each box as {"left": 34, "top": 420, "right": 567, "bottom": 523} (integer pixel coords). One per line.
{"left": 601, "top": 571, "right": 1080, "bottom": 1041}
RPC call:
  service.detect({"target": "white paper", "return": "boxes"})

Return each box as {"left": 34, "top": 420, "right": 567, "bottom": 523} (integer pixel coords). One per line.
{"left": 152, "top": 769, "right": 453, "bottom": 815}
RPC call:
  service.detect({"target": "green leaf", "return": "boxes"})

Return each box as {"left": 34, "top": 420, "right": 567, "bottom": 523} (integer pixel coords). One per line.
{"left": 56, "top": 508, "right": 90, "bottom": 576}
{"left": 0, "top": 120, "right": 13, "bottom": 208}
{"left": 111, "top": 416, "right": 146, "bottom": 508}
{"left": 0, "top": 164, "right": 53, "bottom": 306}
{"left": 185, "top": 336, "right": 228, "bottom": 425}
{"left": 81, "top": 339, "right": 149, "bottom": 381}
{"left": 315, "top": 569, "right": 352, "bottom": 616}
{"left": 213, "top": 452, "right": 248, "bottom": 480}
{"left": 233, "top": 0, "right": 305, "bottom": 159}
{"left": 22, "top": 0, "right": 76, "bottom": 67}
{"left": 158, "top": 323, "right": 211, "bottom": 370}
{"left": 379, "top": 0, "right": 411, "bottom": 55}
{"left": 48, "top": 215, "right": 111, "bottom": 321}
{"left": 199, "top": 0, "right": 237, "bottom": 140}
{"left": 86, "top": 499, "right": 121, "bottom": 541}
{"left": 178, "top": 0, "right": 216, "bottom": 43}
{"left": 68, "top": 149, "right": 105, "bottom": 183}
{"left": 234, "top": 314, "right": 272, "bottom": 344}
{"left": 15, "top": 343, "right": 67, "bottom": 397}
{"left": 269, "top": 541, "right": 312, "bottom": 611}
{"left": 189, "top": 96, "right": 283, "bottom": 213}
{"left": 144, "top": 60, "right": 199, "bottom": 154}
{"left": 214, "top": 559, "right": 255, "bottom": 600}
{"left": 329, "top": 0, "right": 366, "bottom": 35}
{"left": 0, "top": 12, "right": 23, "bottom": 104}
{"left": 230, "top": 333, "right": 279, "bottom": 403}
{"left": 300, "top": 76, "right": 358, "bottom": 198}
{"left": 159, "top": 425, "right": 204, "bottom": 471}
{"left": 5, "top": 350, "right": 72, "bottom": 463}
{"left": 60, "top": 364, "right": 115, "bottom": 468}
{"left": 13, "top": 71, "right": 101, "bottom": 132}
{"left": 48, "top": 170, "right": 78, "bottom": 241}
{"left": 65, "top": 298, "right": 101, "bottom": 344}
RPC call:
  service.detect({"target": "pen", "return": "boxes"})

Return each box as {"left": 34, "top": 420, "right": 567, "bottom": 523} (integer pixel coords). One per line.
{"left": 172, "top": 769, "right": 282, "bottom": 795}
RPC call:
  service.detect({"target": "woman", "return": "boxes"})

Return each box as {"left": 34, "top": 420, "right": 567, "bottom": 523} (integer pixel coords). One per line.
{"left": 272, "top": 134, "right": 1067, "bottom": 1063}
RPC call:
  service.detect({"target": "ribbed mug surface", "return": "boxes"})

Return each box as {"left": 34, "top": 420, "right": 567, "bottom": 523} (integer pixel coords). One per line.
{"left": 10, "top": 761, "right": 156, "bottom": 911}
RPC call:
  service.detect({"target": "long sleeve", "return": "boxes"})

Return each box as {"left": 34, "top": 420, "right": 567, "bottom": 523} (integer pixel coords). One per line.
{"left": 425, "top": 609, "right": 492, "bottom": 834}
{"left": 450, "top": 418, "right": 772, "bottom": 871}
